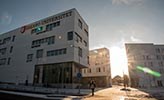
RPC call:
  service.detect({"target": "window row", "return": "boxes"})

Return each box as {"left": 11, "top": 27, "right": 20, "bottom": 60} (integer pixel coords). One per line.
{"left": 83, "top": 67, "right": 106, "bottom": 74}
{"left": 31, "top": 36, "right": 55, "bottom": 48}
{"left": 31, "top": 21, "right": 60, "bottom": 34}
{"left": 27, "top": 48, "right": 67, "bottom": 62}
{"left": 0, "top": 58, "right": 11, "bottom": 66}
{"left": 47, "top": 48, "right": 67, "bottom": 57}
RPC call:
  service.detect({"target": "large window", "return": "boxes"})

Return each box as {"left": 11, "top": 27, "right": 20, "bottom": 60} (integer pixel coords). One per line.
{"left": 34, "top": 63, "right": 73, "bottom": 84}
{"left": 36, "top": 49, "right": 43, "bottom": 58}
{"left": 31, "top": 36, "right": 55, "bottom": 48}
{"left": 67, "top": 31, "right": 73, "bottom": 40}
{"left": 47, "top": 48, "right": 67, "bottom": 57}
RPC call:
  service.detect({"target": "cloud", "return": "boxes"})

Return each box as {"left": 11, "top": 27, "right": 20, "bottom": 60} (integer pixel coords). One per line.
{"left": 112, "top": 0, "right": 144, "bottom": 5}
{"left": 0, "top": 12, "right": 12, "bottom": 25}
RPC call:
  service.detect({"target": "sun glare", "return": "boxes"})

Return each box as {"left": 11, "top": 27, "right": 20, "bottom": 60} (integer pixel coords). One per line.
{"left": 110, "top": 46, "right": 129, "bottom": 78}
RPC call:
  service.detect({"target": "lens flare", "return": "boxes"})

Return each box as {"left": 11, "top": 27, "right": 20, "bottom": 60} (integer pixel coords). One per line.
{"left": 136, "top": 66, "right": 161, "bottom": 77}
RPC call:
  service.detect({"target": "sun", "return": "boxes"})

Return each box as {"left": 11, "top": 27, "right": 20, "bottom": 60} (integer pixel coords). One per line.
{"left": 110, "top": 46, "right": 129, "bottom": 78}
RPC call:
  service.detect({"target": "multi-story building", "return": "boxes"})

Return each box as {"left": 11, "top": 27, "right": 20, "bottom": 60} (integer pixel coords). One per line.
{"left": 81, "top": 48, "right": 112, "bottom": 87}
{"left": 125, "top": 43, "right": 164, "bottom": 88}
{"left": 0, "top": 8, "right": 89, "bottom": 88}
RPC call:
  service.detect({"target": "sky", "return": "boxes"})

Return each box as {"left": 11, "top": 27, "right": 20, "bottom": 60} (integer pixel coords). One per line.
{"left": 1, "top": 0, "right": 164, "bottom": 78}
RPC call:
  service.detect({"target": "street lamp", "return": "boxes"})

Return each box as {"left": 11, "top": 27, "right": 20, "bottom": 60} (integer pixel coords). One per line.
{"left": 70, "top": 45, "right": 81, "bottom": 94}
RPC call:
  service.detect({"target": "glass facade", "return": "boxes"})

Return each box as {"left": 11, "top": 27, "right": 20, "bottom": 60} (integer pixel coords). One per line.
{"left": 34, "top": 62, "right": 73, "bottom": 85}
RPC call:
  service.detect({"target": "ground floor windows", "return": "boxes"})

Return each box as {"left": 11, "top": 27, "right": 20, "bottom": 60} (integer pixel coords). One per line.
{"left": 34, "top": 62, "right": 73, "bottom": 84}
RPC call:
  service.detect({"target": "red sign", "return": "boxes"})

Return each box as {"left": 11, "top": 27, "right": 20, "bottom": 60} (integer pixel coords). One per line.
{"left": 20, "top": 26, "right": 26, "bottom": 33}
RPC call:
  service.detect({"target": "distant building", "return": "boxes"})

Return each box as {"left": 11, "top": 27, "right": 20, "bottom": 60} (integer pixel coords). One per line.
{"left": 0, "top": 8, "right": 89, "bottom": 88}
{"left": 125, "top": 43, "right": 164, "bottom": 88}
{"left": 81, "top": 48, "right": 112, "bottom": 87}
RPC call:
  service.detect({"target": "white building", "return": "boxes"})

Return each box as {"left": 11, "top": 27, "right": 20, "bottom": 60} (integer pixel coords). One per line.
{"left": 0, "top": 8, "right": 89, "bottom": 88}
{"left": 125, "top": 43, "right": 164, "bottom": 88}
{"left": 81, "top": 48, "right": 112, "bottom": 87}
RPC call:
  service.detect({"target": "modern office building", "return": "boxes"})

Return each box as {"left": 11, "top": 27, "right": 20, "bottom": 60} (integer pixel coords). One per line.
{"left": 0, "top": 8, "right": 89, "bottom": 88}
{"left": 125, "top": 43, "right": 164, "bottom": 88}
{"left": 81, "top": 48, "right": 112, "bottom": 87}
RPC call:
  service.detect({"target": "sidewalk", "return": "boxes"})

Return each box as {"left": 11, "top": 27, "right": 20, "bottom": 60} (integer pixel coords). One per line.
{"left": 0, "top": 84, "right": 93, "bottom": 96}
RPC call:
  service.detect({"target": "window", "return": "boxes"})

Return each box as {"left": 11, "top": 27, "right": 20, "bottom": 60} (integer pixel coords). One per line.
{"left": 157, "top": 80, "right": 163, "bottom": 87}
{"left": 84, "top": 29, "right": 88, "bottom": 36}
{"left": 78, "top": 19, "right": 82, "bottom": 29}
{"left": 146, "top": 55, "right": 151, "bottom": 60}
{"left": 26, "top": 54, "right": 33, "bottom": 62}
{"left": 96, "top": 67, "right": 101, "bottom": 72}
{"left": 75, "top": 32, "right": 82, "bottom": 43}
{"left": 84, "top": 40, "right": 87, "bottom": 47}
{"left": 67, "top": 31, "right": 73, "bottom": 40}
{"left": 36, "top": 49, "right": 43, "bottom": 58}
{"left": 88, "top": 68, "right": 91, "bottom": 73}
{"left": 148, "top": 62, "right": 153, "bottom": 67}
{"left": 31, "top": 26, "right": 43, "bottom": 34}
{"left": 156, "top": 48, "right": 160, "bottom": 53}
{"left": 31, "top": 36, "right": 55, "bottom": 48}
{"left": 3, "top": 37, "right": 11, "bottom": 44}
{"left": 78, "top": 47, "right": 82, "bottom": 57}
{"left": 12, "top": 35, "right": 16, "bottom": 42}
{"left": 103, "top": 67, "right": 105, "bottom": 72}
{"left": 7, "top": 58, "right": 11, "bottom": 65}
{"left": 158, "top": 62, "right": 163, "bottom": 66}
{"left": 87, "top": 56, "right": 89, "bottom": 64}
{"left": 157, "top": 55, "right": 161, "bottom": 60}
{"left": 0, "top": 48, "right": 7, "bottom": 55}
{"left": 45, "top": 21, "right": 60, "bottom": 31}
{"left": 47, "top": 36, "right": 55, "bottom": 45}
{"left": 47, "top": 48, "right": 67, "bottom": 57}
{"left": 0, "top": 58, "right": 6, "bottom": 65}
{"left": 10, "top": 46, "right": 13, "bottom": 53}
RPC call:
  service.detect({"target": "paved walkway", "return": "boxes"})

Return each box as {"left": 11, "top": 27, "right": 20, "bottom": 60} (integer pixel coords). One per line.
{"left": 1, "top": 84, "right": 164, "bottom": 100}
{"left": 82, "top": 86, "right": 164, "bottom": 100}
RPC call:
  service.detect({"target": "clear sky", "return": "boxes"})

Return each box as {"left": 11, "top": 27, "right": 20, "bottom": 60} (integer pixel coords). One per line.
{"left": 1, "top": 0, "right": 164, "bottom": 78}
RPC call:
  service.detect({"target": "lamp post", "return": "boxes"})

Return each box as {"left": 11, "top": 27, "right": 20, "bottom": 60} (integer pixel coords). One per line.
{"left": 70, "top": 45, "right": 81, "bottom": 94}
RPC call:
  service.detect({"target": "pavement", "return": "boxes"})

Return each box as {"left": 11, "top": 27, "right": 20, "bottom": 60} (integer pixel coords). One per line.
{"left": 0, "top": 84, "right": 164, "bottom": 100}
{"left": 82, "top": 85, "right": 164, "bottom": 100}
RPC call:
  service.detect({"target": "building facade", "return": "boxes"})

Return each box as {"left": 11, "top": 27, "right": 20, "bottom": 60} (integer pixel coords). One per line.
{"left": 81, "top": 48, "right": 112, "bottom": 87}
{"left": 125, "top": 43, "right": 164, "bottom": 88}
{"left": 0, "top": 8, "right": 89, "bottom": 88}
